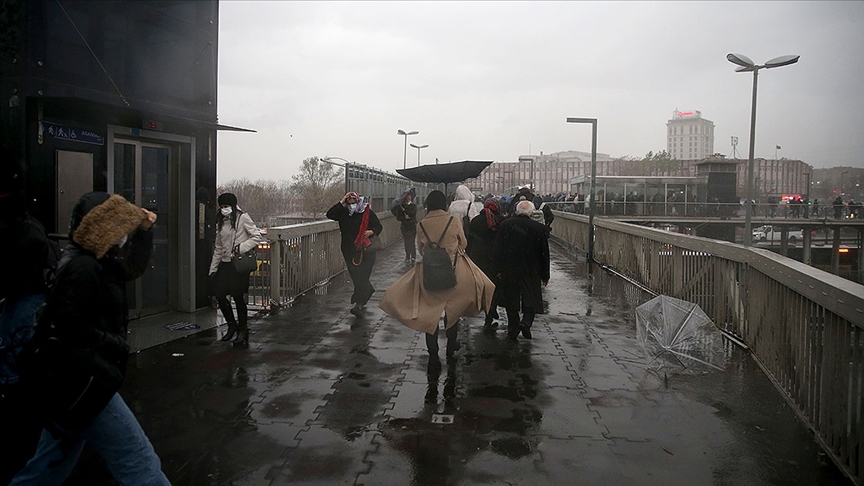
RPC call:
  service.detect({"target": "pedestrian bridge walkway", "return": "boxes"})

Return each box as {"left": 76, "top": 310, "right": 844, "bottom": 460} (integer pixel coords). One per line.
{"left": 76, "top": 239, "right": 849, "bottom": 485}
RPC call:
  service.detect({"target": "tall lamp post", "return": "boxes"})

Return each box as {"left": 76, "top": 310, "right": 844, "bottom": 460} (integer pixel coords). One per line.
{"left": 397, "top": 129, "right": 418, "bottom": 169}
{"left": 410, "top": 143, "right": 428, "bottom": 167}
{"left": 726, "top": 52, "right": 800, "bottom": 246}
{"left": 321, "top": 155, "right": 352, "bottom": 193}
{"left": 566, "top": 117, "right": 598, "bottom": 261}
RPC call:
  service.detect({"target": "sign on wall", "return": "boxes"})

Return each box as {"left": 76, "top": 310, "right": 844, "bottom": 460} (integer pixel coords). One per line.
{"left": 38, "top": 121, "right": 105, "bottom": 146}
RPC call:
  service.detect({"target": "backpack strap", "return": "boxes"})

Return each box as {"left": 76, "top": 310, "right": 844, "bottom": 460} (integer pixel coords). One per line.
{"left": 437, "top": 217, "right": 453, "bottom": 247}
{"left": 418, "top": 216, "right": 453, "bottom": 249}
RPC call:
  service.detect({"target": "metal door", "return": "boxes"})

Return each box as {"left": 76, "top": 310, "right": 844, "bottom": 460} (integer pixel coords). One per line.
{"left": 56, "top": 150, "right": 94, "bottom": 236}
{"left": 113, "top": 140, "right": 173, "bottom": 317}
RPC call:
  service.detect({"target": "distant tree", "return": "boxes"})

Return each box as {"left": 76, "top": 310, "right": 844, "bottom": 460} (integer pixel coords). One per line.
{"left": 291, "top": 156, "right": 344, "bottom": 219}
{"left": 217, "top": 178, "right": 293, "bottom": 226}
{"left": 643, "top": 150, "right": 679, "bottom": 176}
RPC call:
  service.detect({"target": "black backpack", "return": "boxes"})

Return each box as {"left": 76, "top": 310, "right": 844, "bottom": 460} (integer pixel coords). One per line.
{"left": 419, "top": 217, "right": 457, "bottom": 291}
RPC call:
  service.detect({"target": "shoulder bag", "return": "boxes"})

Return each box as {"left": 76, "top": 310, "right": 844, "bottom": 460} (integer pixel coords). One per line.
{"left": 419, "top": 216, "right": 457, "bottom": 291}
{"left": 231, "top": 216, "right": 259, "bottom": 274}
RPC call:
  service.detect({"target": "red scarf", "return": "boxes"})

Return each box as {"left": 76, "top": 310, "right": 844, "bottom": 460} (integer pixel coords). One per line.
{"left": 484, "top": 199, "right": 502, "bottom": 231}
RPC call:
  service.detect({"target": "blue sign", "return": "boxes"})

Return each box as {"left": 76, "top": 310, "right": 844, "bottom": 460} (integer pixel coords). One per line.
{"left": 39, "top": 121, "right": 105, "bottom": 146}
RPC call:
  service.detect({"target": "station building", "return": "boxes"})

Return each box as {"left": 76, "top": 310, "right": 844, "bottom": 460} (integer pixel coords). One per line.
{"left": 1, "top": 0, "right": 250, "bottom": 317}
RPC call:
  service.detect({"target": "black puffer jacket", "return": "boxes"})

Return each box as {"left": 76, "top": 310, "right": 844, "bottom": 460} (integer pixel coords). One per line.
{"left": 42, "top": 193, "right": 152, "bottom": 368}
{"left": 21, "top": 193, "right": 152, "bottom": 429}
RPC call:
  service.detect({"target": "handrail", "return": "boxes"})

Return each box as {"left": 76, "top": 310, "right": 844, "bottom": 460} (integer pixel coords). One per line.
{"left": 550, "top": 209, "right": 864, "bottom": 482}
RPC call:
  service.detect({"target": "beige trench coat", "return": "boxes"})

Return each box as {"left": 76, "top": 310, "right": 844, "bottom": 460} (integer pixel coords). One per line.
{"left": 379, "top": 209, "right": 495, "bottom": 335}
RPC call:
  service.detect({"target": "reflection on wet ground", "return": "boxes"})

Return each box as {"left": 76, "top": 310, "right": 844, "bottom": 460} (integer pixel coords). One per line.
{"left": 66, "top": 240, "right": 851, "bottom": 485}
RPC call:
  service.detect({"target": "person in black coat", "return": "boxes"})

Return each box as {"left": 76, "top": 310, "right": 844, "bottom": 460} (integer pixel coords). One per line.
{"left": 327, "top": 192, "right": 383, "bottom": 317}
{"left": 493, "top": 200, "right": 551, "bottom": 341}
{"left": 467, "top": 197, "right": 503, "bottom": 329}
{"left": 392, "top": 188, "right": 418, "bottom": 263}
{"left": 0, "top": 189, "right": 59, "bottom": 483}
{"left": 12, "top": 192, "right": 170, "bottom": 484}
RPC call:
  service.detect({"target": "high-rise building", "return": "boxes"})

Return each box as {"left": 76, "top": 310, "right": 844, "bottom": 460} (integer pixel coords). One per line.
{"left": 667, "top": 110, "right": 715, "bottom": 161}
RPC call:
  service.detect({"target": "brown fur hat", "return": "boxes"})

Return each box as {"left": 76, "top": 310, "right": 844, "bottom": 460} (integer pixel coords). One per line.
{"left": 73, "top": 194, "right": 144, "bottom": 258}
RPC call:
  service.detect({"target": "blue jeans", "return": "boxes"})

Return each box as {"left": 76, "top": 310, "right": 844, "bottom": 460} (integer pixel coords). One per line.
{"left": 11, "top": 393, "right": 170, "bottom": 485}
{"left": 0, "top": 293, "right": 46, "bottom": 386}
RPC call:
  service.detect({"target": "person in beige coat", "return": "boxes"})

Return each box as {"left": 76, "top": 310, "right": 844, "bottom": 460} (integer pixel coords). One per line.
{"left": 209, "top": 192, "right": 262, "bottom": 345}
{"left": 380, "top": 190, "right": 494, "bottom": 370}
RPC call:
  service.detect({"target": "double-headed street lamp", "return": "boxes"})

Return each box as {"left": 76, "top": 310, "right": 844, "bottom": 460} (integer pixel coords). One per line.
{"left": 726, "top": 52, "right": 800, "bottom": 246}
{"left": 397, "top": 129, "right": 418, "bottom": 169}
{"left": 320, "top": 155, "right": 352, "bottom": 193}
{"left": 410, "top": 143, "right": 428, "bottom": 167}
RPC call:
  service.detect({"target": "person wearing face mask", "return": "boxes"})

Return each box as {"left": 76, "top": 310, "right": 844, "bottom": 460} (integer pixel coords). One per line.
{"left": 11, "top": 192, "right": 170, "bottom": 485}
{"left": 327, "top": 192, "right": 383, "bottom": 317}
{"left": 209, "top": 193, "right": 263, "bottom": 345}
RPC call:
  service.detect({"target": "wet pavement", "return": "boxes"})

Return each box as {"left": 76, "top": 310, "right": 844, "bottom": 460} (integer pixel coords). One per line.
{"left": 68, "top": 241, "right": 850, "bottom": 485}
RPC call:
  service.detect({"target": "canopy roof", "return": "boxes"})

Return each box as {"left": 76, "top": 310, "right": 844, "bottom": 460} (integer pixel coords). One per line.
{"left": 396, "top": 160, "right": 493, "bottom": 184}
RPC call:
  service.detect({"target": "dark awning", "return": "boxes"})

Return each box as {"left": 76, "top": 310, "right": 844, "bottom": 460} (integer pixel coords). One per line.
{"left": 396, "top": 160, "right": 493, "bottom": 183}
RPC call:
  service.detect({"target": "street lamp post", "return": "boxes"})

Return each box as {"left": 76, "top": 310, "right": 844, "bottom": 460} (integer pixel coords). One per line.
{"left": 320, "top": 155, "right": 352, "bottom": 193}
{"left": 410, "top": 143, "right": 428, "bottom": 167}
{"left": 566, "top": 117, "right": 598, "bottom": 261}
{"left": 397, "top": 129, "right": 418, "bottom": 169}
{"left": 726, "top": 52, "right": 800, "bottom": 246}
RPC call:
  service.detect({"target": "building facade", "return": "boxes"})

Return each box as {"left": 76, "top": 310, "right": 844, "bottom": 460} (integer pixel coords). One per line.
{"left": 667, "top": 110, "right": 715, "bottom": 161}
{"left": 1, "top": 0, "right": 247, "bottom": 315}
{"left": 465, "top": 150, "right": 616, "bottom": 196}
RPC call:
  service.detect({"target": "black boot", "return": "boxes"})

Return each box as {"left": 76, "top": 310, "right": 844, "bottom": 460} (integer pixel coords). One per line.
{"left": 233, "top": 316, "right": 249, "bottom": 346}
{"left": 232, "top": 329, "right": 249, "bottom": 346}
{"left": 221, "top": 322, "right": 238, "bottom": 342}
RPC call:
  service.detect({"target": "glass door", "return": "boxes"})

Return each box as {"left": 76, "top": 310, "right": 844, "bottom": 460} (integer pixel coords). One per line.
{"left": 114, "top": 140, "right": 172, "bottom": 317}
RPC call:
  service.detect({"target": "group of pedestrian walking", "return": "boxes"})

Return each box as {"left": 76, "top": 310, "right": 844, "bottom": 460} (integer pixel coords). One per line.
{"left": 1, "top": 180, "right": 552, "bottom": 482}
{"left": 326, "top": 184, "right": 551, "bottom": 372}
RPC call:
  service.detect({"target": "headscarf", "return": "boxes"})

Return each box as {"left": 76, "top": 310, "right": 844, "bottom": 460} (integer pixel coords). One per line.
{"left": 425, "top": 190, "right": 447, "bottom": 211}
{"left": 483, "top": 199, "right": 502, "bottom": 231}
{"left": 347, "top": 192, "right": 368, "bottom": 216}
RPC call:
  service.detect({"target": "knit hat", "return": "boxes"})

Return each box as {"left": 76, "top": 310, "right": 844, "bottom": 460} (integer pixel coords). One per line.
{"left": 217, "top": 192, "right": 238, "bottom": 207}
{"left": 426, "top": 190, "right": 447, "bottom": 211}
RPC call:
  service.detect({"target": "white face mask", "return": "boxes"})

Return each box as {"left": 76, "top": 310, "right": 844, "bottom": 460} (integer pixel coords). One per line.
{"left": 406, "top": 200, "right": 413, "bottom": 205}
{"left": 348, "top": 203, "right": 358, "bottom": 212}
{"left": 221, "top": 207, "right": 233, "bottom": 216}
{"left": 118, "top": 234, "right": 128, "bottom": 248}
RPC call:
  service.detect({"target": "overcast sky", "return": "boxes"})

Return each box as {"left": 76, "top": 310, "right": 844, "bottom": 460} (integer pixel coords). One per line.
{"left": 215, "top": 1, "right": 864, "bottom": 184}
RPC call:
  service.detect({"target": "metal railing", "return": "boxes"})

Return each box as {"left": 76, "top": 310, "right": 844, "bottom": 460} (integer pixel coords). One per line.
{"left": 542, "top": 200, "right": 861, "bottom": 220}
{"left": 550, "top": 210, "right": 864, "bottom": 483}
{"left": 248, "top": 213, "right": 403, "bottom": 307}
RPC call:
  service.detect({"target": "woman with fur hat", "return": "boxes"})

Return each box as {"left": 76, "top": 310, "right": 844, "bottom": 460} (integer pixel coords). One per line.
{"left": 209, "top": 192, "right": 263, "bottom": 345}
{"left": 12, "top": 192, "right": 170, "bottom": 485}
{"left": 326, "top": 192, "right": 383, "bottom": 317}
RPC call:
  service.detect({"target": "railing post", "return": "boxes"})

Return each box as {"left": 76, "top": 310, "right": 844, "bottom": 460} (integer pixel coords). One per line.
{"left": 269, "top": 238, "right": 281, "bottom": 306}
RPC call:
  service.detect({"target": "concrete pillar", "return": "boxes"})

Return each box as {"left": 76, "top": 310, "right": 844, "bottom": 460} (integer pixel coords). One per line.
{"left": 802, "top": 229, "right": 811, "bottom": 266}
{"left": 831, "top": 227, "right": 841, "bottom": 275}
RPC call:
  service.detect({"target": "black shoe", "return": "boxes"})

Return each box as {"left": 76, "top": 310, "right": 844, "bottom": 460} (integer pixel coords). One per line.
{"left": 507, "top": 331, "right": 519, "bottom": 341}
{"left": 520, "top": 324, "right": 532, "bottom": 340}
{"left": 221, "top": 324, "right": 238, "bottom": 342}
{"left": 232, "top": 330, "right": 249, "bottom": 346}
{"left": 350, "top": 305, "right": 365, "bottom": 317}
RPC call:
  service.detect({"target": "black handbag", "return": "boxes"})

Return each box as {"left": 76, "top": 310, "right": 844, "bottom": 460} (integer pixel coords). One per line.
{"left": 231, "top": 224, "right": 259, "bottom": 274}
{"left": 365, "top": 235, "right": 383, "bottom": 253}
{"left": 419, "top": 217, "right": 457, "bottom": 291}
{"left": 232, "top": 249, "right": 258, "bottom": 274}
